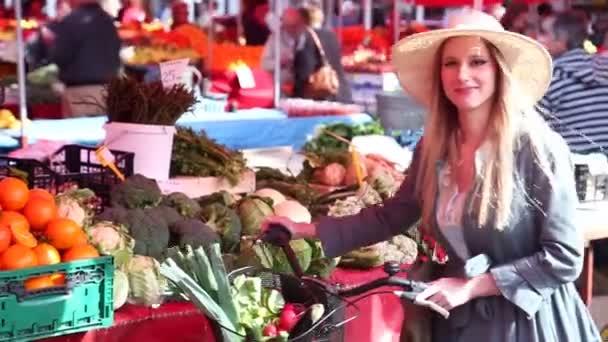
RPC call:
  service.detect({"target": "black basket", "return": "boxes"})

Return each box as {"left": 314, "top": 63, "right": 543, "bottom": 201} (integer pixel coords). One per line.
{"left": 214, "top": 266, "right": 346, "bottom": 342}
{"left": 0, "top": 145, "right": 134, "bottom": 207}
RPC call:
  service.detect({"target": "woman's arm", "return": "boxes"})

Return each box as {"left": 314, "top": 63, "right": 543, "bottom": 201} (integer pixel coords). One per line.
{"left": 316, "top": 142, "right": 424, "bottom": 258}
{"left": 489, "top": 132, "right": 583, "bottom": 317}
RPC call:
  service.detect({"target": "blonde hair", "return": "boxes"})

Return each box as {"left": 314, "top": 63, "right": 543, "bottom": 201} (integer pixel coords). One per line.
{"left": 415, "top": 38, "right": 545, "bottom": 230}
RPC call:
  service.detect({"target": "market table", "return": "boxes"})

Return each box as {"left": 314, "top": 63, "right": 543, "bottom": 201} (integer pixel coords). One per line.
{"left": 0, "top": 109, "right": 372, "bottom": 151}
{"left": 577, "top": 202, "right": 608, "bottom": 307}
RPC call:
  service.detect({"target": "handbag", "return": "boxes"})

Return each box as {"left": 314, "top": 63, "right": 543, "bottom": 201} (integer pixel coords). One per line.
{"left": 303, "top": 28, "right": 339, "bottom": 100}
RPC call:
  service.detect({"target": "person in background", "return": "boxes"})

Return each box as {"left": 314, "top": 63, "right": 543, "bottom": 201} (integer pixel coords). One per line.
{"left": 265, "top": 9, "right": 601, "bottom": 342}
{"left": 120, "top": 0, "right": 150, "bottom": 24}
{"left": 25, "top": 0, "right": 47, "bottom": 21}
{"left": 260, "top": 7, "right": 305, "bottom": 95}
{"left": 500, "top": 2, "right": 529, "bottom": 35}
{"left": 537, "top": 10, "right": 608, "bottom": 155}
{"left": 170, "top": 0, "right": 189, "bottom": 30}
{"left": 292, "top": 5, "right": 352, "bottom": 103}
{"left": 242, "top": 0, "right": 270, "bottom": 46}
{"left": 42, "top": 0, "right": 120, "bottom": 117}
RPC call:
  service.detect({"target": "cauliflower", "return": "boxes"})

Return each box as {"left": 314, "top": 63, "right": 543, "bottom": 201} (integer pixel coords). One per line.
{"left": 87, "top": 221, "right": 135, "bottom": 267}
{"left": 57, "top": 197, "right": 87, "bottom": 227}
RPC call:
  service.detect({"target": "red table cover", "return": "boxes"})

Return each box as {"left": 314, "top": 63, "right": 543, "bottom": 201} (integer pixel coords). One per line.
{"left": 41, "top": 302, "right": 218, "bottom": 342}
{"left": 44, "top": 267, "right": 408, "bottom": 342}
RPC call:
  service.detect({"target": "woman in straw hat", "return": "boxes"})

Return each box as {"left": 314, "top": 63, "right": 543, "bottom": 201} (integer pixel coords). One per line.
{"left": 263, "top": 9, "right": 600, "bottom": 341}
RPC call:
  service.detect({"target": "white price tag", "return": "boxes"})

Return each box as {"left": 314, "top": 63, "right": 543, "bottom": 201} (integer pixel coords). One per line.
{"left": 159, "top": 58, "right": 190, "bottom": 89}
{"left": 235, "top": 65, "right": 256, "bottom": 89}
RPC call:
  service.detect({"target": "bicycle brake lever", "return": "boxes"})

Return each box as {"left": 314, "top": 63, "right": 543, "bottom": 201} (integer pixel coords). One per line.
{"left": 259, "top": 223, "right": 292, "bottom": 246}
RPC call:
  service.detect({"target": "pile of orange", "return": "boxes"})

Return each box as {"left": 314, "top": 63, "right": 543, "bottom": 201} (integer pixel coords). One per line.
{"left": 0, "top": 177, "right": 100, "bottom": 290}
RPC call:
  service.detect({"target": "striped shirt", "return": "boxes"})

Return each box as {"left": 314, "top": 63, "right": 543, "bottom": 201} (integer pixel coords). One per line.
{"left": 537, "top": 49, "right": 608, "bottom": 154}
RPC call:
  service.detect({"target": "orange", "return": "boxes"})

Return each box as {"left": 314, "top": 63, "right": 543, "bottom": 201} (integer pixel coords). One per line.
{"left": 1, "top": 244, "right": 38, "bottom": 270}
{"left": 62, "top": 244, "right": 99, "bottom": 262}
{"left": 10, "top": 225, "right": 37, "bottom": 248}
{"left": 73, "top": 231, "right": 89, "bottom": 247}
{"left": 28, "top": 189, "right": 55, "bottom": 204}
{"left": 50, "top": 273, "right": 66, "bottom": 286}
{"left": 45, "top": 218, "right": 83, "bottom": 250}
{"left": 0, "top": 224, "right": 10, "bottom": 254}
{"left": 33, "top": 243, "right": 61, "bottom": 266}
{"left": 0, "top": 177, "right": 29, "bottom": 211}
{"left": 24, "top": 276, "right": 55, "bottom": 291}
{"left": 23, "top": 198, "right": 58, "bottom": 231}
{"left": 0, "top": 211, "right": 30, "bottom": 232}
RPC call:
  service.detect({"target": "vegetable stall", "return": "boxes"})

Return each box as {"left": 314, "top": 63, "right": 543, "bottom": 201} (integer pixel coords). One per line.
{"left": 0, "top": 75, "right": 433, "bottom": 342}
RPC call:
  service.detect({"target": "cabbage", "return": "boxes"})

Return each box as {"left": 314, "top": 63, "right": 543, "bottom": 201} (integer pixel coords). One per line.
{"left": 266, "top": 239, "right": 313, "bottom": 275}
{"left": 113, "top": 269, "right": 129, "bottom": 310}
{"left": 237, "top": 196, "right": 274, "bottom": 236}
{"left": 124, "top": 255, "right": 166, "bottom": 307}
{"left": 253, "top": 188, "right": 286, "bottom": 206}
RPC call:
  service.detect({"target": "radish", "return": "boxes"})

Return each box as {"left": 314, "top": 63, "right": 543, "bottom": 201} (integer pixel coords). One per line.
{"left": 263, "top": 324, "right": 278, "bottom": 337}
{"left": 278, "top": 306, "right": 299, "bottom": 332}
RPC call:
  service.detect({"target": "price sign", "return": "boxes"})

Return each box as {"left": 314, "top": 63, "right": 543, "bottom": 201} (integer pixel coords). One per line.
{"left": 159, "top": 58, "right": 190, "bottom": 89}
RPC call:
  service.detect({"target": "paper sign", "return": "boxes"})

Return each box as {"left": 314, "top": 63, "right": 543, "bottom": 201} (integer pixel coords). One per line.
{"left": 159, "top": 58, "right": 190, "bottom": 89}
{"left": 235, "top": 65, "right": 256, "bottom": 89}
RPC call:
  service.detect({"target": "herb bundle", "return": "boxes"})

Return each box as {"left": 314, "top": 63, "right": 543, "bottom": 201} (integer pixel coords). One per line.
{"left": 104, "top": 76, "right": 197, "bottom": 125}
{"left": 170, "top": 127, "right": 248, "bottom": 185}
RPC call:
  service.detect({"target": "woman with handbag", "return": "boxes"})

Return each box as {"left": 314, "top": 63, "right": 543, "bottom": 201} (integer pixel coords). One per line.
{"left": 292, "top": 6, "right": 352, "bottom": 103}
{"left": 263, "top": 9, "right": 601, "bottom": 342}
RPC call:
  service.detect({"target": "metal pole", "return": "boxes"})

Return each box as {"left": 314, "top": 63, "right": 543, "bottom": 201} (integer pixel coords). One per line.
{"left": 336, "top": 0, "right": 343, "bottom": 45}
{"left": 15, "top": 0, "right": 28, "bottom": 147}
{"left": 363, "top": 0, "right": 372, "bottom": 31}
{"left": 393, "top": 0, "right": 399, "bottom": 44}
{"left": 207, "top": 0, "right": 214, "bottom": 78}
{"left": 272, "top": 0, "right": 282, "bottom": 108}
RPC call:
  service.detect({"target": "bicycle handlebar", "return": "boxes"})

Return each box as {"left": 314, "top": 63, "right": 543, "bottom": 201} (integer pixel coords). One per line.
{"left": 258, "top": 223, "right": 451, "bottom": 319}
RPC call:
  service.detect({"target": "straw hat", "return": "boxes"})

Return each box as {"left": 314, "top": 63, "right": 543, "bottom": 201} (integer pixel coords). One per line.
{"left": 391, "top": 10, "right": 552, "bottom": 108}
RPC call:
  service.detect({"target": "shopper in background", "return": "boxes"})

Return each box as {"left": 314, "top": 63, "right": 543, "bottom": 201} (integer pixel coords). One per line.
{"left": 260, "top": 7, "right": 305, "bottom": 95}
{"left": 537, "top": 10, "right": 608, "bottom": 155}
{"left": 42, "top": 0, "right": 120, "bottom": 117}
{"left": 292, "top": 5, "right": 352, "bottom": 103}
{"left": 500, "top": 2, "right": 529, "bottom": 35}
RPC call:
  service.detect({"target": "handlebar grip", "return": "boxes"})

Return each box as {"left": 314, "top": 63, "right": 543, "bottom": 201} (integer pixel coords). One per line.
{"left": 260, "top": 223, "right": 292, "bottom": 246}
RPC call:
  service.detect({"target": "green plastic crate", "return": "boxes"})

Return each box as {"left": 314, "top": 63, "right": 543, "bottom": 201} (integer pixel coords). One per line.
{"left": 0, "top": 256, "right": 114, "bottom": 341}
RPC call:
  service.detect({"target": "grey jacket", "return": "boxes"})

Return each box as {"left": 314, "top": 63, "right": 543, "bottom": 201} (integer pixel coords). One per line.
{"left": 317, "top": 130, "right": 601, "bottom": 341}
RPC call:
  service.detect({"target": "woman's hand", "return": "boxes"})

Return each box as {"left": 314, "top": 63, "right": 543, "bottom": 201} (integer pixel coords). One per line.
{"left": 415, "top": 273, "right": 500, "bottom": 313}
{"left": 261, "top": 215, "right": 318, "bottom": 240}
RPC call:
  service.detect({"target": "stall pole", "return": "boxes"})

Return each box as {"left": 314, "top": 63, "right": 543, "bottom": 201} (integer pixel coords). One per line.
{"left": 15, "top": 0, "right": 28, "bottom": 147}
{"left": 363, "top": 0, "right": 372, "bottom": 31}
{"left": 207, "top": 0, "right": 214, "bottom": 78}
{"left": 272, "top": 0, "right": 282, "bottom": 108}
{"left": 393, "top": 0, "right": 400, "bottom": 44}
{"left": 336, "top": 0, "right": 343, "bottom": 45}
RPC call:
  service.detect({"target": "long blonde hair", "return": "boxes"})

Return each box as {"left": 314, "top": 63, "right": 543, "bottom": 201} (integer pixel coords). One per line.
{"left": 415, "top": 38, "right": 534, "bottom": 230}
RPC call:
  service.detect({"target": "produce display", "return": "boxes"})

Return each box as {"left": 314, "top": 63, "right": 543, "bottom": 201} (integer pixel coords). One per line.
{"left": 0, "top": 117, "right": 442, "bottom": 341}
{"left": 123, "top": 45, "right": 201, "bottom": 65}
{"left": 0, "top": 178, "right": 100, "bottom": 285}
{"left": 279, "top": 98, "right": 363, "bottom": 117}
{"left": 171, "top": 127, "right": 248, "bottom": 186}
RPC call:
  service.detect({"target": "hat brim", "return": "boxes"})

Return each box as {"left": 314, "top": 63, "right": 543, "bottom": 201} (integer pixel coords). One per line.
{"left": 391, "top": 28, "right": 553, "bottom": 109}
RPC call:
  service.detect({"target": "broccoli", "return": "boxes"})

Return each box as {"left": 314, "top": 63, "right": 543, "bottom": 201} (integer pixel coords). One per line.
{"left": 169, "top": 218, "right": 220, "bottom": 249}
{"left": 110, "top": 174, "right": 163, "bottom": 209}
{"left": 200, "top": 203, "right": 242, "bottom": 253}
{"left": 124, "top": 208, "right": 170, "bottom": 259}
{"left": 151, "top": 205, "right": 183, "bottom": 226}
{"left": 161, "top": 192, "right": 202, "bottom": 218}
{"left": 95, "top": 207, "right": 130, "bottom": 225}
